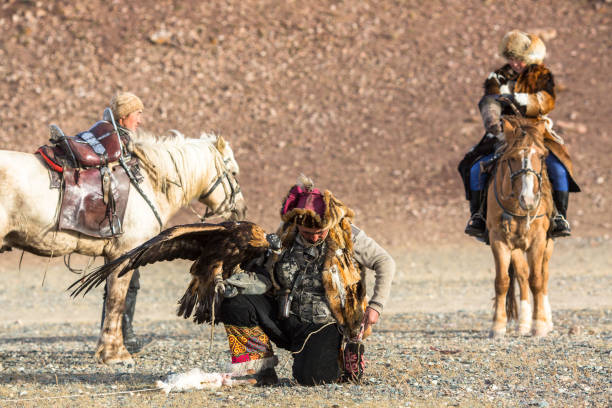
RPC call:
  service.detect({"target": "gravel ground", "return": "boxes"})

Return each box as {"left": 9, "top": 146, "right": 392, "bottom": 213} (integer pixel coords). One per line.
{"left": 1, "top": 240, "right": 610, "bottom": 407}
{"left": 0, "top": 310, "right": 610, "bottom": 407}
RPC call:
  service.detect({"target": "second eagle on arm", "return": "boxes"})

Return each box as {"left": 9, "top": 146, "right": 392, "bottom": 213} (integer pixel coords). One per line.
{"left": 69, "top": 221, "right": 279, "bottom": 324}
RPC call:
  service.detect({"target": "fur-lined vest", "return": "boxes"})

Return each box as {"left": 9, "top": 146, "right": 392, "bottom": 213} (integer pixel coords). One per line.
{"left": 484, "top": 63, "right": 556, "bottom": 117}
{"left": 275, "top": 220, "right": 368, "bottom": 339}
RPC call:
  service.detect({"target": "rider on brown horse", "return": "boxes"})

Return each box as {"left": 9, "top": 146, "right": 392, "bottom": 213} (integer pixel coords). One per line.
{"left": 458, "top": 30, "right": 580, "bottom": 240}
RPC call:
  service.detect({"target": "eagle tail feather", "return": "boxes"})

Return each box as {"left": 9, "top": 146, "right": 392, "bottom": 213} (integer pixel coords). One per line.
{"left": 177, "top": 278, "right": 199, "bottom": 319}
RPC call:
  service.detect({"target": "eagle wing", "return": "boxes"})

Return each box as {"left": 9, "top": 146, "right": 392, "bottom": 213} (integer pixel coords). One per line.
{"left": 68, "top": 223, "right": 230, "bottom": 297}
{"left": 176, "top": 222, "right": 272, "bottom": 324}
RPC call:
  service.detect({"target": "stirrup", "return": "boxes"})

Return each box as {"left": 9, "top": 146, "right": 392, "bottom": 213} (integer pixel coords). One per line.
{"left": 465, "top": 213, "right": 486, "bottom": 238}
{"left": 551, "top": 215, "right": 571, "bottom": 238}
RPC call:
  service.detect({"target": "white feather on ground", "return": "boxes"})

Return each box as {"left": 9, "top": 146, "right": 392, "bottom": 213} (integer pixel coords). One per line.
{"left": 155, "top": 368, "right": 252, "bottom": 393}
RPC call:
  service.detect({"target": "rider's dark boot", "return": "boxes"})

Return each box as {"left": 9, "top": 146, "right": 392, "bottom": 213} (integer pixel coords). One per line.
{"left": 551, "top": 191, "right": 571, "bottom": 238}
{"left": 465, "top": 191, "right": 487, "bottom": 238}
{"left": 122, "top": 269, "right": 150, "bottom": 354}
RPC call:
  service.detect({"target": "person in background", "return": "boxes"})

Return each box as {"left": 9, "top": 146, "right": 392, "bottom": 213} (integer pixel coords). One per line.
{"left": 459, "top": 30, "right": 580, "bottom": 240}
{"left": 101, "top": 91, "right": 146, "bottom": 353}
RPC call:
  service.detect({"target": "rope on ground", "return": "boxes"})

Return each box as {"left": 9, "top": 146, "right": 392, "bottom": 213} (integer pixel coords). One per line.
{"left": 2, "top": 387, "right": 160, "bottom": 403}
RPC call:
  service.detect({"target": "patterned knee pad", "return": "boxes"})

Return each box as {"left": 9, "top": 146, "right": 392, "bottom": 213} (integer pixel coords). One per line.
{"left": 224, "top": 325, "right": 277, "bottom": 375}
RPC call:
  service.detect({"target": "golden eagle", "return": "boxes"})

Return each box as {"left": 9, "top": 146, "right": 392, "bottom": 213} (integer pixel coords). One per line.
{"left": 69, "top": 221, "right": 277, "bottom": 324}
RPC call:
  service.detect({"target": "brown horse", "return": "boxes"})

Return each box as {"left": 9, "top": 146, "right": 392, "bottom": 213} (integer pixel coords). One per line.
{"left": 487, "top": 117, "right": 554, "bottom": 338}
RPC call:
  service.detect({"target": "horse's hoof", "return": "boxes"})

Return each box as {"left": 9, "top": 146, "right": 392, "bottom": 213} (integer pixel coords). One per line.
{"left": 518, "top": 323, "right": 531, "bottom": 336}
{"left": 532, "top": 320, "right": 551, "bottom": 337}
{"left": 95, "top": 345, "right": 135, "bottom": 365}
{"left": 489, "top": 327, "right": 506, "bottom": 338}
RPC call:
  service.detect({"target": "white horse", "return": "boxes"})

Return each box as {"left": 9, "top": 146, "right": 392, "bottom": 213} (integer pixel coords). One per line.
{"left": 0, "top": 131, "right": 247, "bottom": 364}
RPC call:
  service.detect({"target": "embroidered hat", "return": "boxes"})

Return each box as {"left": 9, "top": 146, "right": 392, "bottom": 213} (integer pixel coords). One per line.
{"left": 280, "top": 175, "right": 354, "bottom": 229}
{"left": 110, "top": 92, "right": 144, "bottom": 120}
{"left": 499, "top": 30, "right": 546, "bottom": 65}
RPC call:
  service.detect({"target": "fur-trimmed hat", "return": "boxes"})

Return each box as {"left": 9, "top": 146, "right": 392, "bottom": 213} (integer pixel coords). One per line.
{"left": 280, "top": 175, "right": 354, "bottom": 230}
{"left": 499, "top": 30, "right": 546, "bottom": 65}
{"left": 110, "top": 92, "right": 144, "bottom": 120}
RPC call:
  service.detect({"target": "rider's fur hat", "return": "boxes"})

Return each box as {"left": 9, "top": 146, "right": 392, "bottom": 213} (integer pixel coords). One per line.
{"left": 280, "top": 175, "right": 354, "bottom": 230}
{"left": 110, "top": 92, "right": 144, "bottom": 120}
{"left": 499, "top": 30, "right": 546, "bottom": 65}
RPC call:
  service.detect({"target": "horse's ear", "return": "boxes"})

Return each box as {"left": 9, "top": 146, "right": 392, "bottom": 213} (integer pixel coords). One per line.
{"left": 501, "top": 117, "right": 514, "bottom": 134}
{"left": 216, "top": 136, "right": 226, "bottom": 153}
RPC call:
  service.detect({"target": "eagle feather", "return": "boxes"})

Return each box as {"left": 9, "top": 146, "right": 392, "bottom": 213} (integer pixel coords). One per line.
{"left": 68, "top": 221, "right": 271, "bottom": 324}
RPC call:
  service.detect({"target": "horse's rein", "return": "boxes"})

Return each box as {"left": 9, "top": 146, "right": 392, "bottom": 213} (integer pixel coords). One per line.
{"left": 195, "top": 152, "right": 241, "bottom": 221}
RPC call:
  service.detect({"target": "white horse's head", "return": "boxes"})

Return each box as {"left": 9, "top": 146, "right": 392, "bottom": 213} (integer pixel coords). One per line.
{"left": 132, "top": 131, "right": 247, "bottom": 222}
{"left": 198, "top": 134, "right": 247, "bottom": 221}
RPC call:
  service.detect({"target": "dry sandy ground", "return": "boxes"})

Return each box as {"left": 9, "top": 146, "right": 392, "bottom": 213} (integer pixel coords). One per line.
{"left": 0, "top": 237, "right": 610, "bottom": 407}
{"left": 0, "top": 238, "right": 610, "bottom": 323}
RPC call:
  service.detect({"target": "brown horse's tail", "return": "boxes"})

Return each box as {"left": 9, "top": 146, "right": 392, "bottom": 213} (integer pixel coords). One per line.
{"left": 506, "top": 264, "right": 518, "bottom": 321}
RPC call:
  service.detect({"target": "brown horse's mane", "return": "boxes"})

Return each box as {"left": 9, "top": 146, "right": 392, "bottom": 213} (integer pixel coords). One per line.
{"left": 499, "top": 116, "right": 553, "bottom": 212}
{"left": 503, "top": 117, "right": 547, "bottom": 155}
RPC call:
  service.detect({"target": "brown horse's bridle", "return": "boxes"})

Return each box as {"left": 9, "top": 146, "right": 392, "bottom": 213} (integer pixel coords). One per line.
{"left": 493, "top": 145, "right": 546, "bottom": 220}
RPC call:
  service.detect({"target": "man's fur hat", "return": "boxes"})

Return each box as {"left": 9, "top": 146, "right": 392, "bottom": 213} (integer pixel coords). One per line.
{"left": 499, "top": 30, "right": 546, "bottom": 65}
{"left": 280, "top": 175, "right": 354, "bottom": 230}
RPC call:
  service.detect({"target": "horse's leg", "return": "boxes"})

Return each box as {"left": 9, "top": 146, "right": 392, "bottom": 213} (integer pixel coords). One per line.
{"left": 510, "top": 250, "right": 531, "bottom": 335}
{"left": 490, "top": 240, "right": 512, "bottom": 338}
{"left": 541, "top": 238, "right": 554, "bottom": 333}
{"left": 527, "top": 238, "right": 551, "bottom": 337}
{"left": 96, "top": 265, "right": 134, "bottom": 364}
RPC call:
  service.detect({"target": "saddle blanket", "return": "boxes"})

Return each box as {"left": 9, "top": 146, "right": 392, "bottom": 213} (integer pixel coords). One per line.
{"left": 57, "top": 159, "right": 136, "bottom": 238}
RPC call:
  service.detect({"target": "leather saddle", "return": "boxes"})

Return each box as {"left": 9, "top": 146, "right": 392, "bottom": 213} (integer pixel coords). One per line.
{"left": 36, "top": 121, "right": 143, "bottom": 238}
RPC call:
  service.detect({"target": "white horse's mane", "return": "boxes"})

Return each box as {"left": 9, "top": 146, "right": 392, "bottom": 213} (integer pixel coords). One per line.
{"left": 131, "top": 130, "right": 230, "bottom": 205}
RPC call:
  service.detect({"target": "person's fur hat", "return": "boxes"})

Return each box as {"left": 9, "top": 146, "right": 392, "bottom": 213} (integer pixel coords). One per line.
{"left": 280, "top": 175, "right": 354, "bottom": 230}
{"left": 499, "top": 30, "right": 546, "bottom": 65}
{"left": 110, "top": 92, "right": 144, "bottom": 120}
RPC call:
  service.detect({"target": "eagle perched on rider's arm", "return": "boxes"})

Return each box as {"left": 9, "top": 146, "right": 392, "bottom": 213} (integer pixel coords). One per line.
{"left": 69, "top": 221, "right": 277, "bottom": 324}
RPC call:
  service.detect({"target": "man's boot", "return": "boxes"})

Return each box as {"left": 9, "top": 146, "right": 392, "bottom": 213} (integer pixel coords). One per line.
{"left": 551, "top": 191, "right": 571, "bottom": 238}
{"left": 122, "top": 269, "right": 146, "bottom": 354}
{"left": 340, "top": 341, "right": 365, "bottom": 383}
{"left": 465, "top": 191, "right": 487, "bottom": 238}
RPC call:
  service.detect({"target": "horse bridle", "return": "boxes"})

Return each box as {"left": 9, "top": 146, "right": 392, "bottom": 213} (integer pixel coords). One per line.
{"left": 199, "top": 156, "right": 241, "bottom": 220}
{"left": 493, "top": 147, "right": 545, "bottom": 220}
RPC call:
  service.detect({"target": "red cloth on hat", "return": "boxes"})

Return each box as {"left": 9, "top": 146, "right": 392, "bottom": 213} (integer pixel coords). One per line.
{"left": 281, "top": 185, "right": 325, "bottom": 218}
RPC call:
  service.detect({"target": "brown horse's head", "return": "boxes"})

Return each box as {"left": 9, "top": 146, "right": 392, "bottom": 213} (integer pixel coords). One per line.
{"left": 500, "top": 117, "right": 550, "bottom": 211}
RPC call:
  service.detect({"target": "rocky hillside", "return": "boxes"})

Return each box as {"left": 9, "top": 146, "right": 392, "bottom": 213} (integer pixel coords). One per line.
{"left": 1, "top": 0, "right": 610, "bottom": 247}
